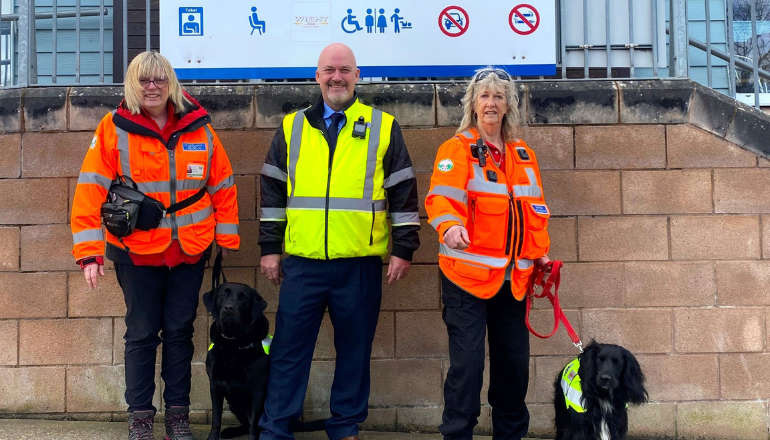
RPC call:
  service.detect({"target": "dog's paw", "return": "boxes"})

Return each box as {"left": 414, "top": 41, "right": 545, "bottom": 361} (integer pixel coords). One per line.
{"left": 221, "top": 425, "right": 249, "bottom": 439}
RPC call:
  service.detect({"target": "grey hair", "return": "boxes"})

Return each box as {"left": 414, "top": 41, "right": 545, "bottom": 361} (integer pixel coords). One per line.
{"left": 456, "top": 67, "right": 520, "bottom": 142}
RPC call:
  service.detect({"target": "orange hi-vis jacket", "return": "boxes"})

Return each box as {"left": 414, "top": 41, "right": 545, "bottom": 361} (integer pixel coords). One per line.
{"left": 71, "top": 96, "right": 239, "bottom": 261}
{"left": 425, "top": 128, "right": 550, "bottom": 300}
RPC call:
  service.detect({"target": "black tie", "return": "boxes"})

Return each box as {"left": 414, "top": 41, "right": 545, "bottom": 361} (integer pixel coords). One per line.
{"left": 327, "top": 113, "right": 344, "bottom": 149}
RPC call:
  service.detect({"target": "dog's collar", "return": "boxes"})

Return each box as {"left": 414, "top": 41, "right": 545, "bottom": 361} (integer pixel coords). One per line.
{"left": 208, "top": 335, "right": 273, "bottom": 355}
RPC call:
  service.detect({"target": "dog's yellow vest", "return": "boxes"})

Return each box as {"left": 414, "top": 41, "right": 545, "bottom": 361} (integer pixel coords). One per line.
{"left": 560, "top": 358, "right": 586, "bottom": 413}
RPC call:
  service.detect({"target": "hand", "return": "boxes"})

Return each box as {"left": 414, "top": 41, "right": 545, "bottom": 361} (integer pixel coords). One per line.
{"left": 260, "top": 254, "right": 282, "bottom": 286}
{"left": 84, "top": 263, "right": 105, "bottom": 289}
{"left": 386, "top": 255, "right": 411, "bottom": 285}
{"left": 444, "top": 225, "right": 471, "bottom": 250}
{"left": 535, "top": 255, "right": 552, "bottom": 272}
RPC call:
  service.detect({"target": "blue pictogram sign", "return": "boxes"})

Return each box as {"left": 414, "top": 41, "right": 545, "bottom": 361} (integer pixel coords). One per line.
{"left": 249, "top": 6, "right": 266, "bottom": 35}
{"left": 179, "top": 7, "right": 203, "bottom": 36}
{"left": 343, "top": 7, "right": 412, "bottom": 34}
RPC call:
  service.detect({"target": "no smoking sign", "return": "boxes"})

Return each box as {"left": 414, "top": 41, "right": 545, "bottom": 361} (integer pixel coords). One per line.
{"left": 509, "top": 4, "right": 540, "bottom": 35}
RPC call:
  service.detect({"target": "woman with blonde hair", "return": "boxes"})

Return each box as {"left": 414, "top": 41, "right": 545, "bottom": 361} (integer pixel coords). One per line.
{"left": 71, "top": 51, "right": 240, "bottom": 440}
{"left": 425, "top": 67, "right": 551, "bottom": 440}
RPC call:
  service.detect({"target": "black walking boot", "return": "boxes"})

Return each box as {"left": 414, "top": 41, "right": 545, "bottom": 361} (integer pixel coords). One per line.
{"left": 128, "top": 410, "right": 155, "bottom": 440}
{"left": 164, "top": 405, "right": 193, "bottom": 440}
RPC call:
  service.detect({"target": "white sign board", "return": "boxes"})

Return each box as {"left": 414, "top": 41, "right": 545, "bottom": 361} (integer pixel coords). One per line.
{"left": 160, "top": 1, "right": 556, "bottom": 79}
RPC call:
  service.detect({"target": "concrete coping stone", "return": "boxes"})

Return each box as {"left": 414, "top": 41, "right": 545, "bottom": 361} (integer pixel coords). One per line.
{"left": 9, "top": 78, "right": 770, "bottom": 159}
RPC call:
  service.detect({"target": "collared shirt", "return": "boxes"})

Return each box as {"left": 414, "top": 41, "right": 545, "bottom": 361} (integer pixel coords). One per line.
{"left": 322, "top": 102, "right": 346, "bottom": 134}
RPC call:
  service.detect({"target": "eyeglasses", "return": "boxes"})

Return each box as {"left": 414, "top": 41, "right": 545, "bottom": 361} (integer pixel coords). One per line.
{"left": 473, "top": 68, "right": 512, "bottom": 82}
{"left": 138, "top": 78, "right": 169, "bottom": 88}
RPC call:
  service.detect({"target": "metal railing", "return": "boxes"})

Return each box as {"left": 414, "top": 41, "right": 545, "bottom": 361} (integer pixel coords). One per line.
{"left": 2, "top": 0, "right": 770, "bottom": 109}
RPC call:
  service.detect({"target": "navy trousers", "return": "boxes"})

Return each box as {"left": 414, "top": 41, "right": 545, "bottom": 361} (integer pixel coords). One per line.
{"left": 439, "top": 274, "right": 530, "bottom": 440}
{"left": 114, "top": 258, "right": 205, "bottom": 412}
{"left": 259, "top": 255, "right": 383, "bottom": 440}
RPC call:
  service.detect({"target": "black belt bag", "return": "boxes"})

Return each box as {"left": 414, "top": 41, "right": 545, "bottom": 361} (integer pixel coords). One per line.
{"left": 101, "top": 175, "right": 207, "bottom": 238}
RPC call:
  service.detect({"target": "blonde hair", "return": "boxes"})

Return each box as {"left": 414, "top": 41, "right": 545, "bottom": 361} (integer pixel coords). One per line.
{"left": 123, "top": 51, "right": 190, "bottom": 114}
{"left": 456, "top": 67, "right": 520, "bottom": 142}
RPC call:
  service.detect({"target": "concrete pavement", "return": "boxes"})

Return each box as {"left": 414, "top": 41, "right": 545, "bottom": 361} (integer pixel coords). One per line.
{"left": 0, "top": 419, "right": 502, "bottom": 440}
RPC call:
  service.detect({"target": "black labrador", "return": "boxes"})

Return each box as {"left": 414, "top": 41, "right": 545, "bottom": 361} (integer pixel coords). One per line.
{"left": 553, "top": 341, "right": 648, "bottom": 440}
{"left": 204, "top": 279, "right": 270, "bottom": 440}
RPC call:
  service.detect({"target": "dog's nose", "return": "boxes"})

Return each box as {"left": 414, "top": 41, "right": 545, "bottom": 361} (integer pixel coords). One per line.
{"left": 599, "top": 374, "right": 612, "bottom": 383}
{"left": 222, "top": 304, "right": 235, "bottom": 313}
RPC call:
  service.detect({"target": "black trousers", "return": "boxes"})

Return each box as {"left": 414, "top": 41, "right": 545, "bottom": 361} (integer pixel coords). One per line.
{"left": 439, "top": 273, "right": 530, "bottom": 440}
{"left": 115, "top": 258, "right": 205, "bottom": 412}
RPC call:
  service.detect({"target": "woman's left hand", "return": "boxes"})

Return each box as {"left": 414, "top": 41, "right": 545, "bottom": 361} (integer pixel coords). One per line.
{"left": 535, "top": 255, "right": 551, "bottom": 268}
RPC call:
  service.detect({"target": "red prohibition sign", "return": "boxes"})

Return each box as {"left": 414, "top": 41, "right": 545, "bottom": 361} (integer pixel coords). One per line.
{"left": 438, "top": 5, "right": 469, "bottom": 37}
{"left": 509, "top": 4, "right": 540, "bottom": 35}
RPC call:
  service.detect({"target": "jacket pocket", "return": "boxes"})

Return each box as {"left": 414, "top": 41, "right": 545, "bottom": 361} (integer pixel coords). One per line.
{"left": 453, "top": 260, "right": 491, "bottom": 281}
{"left": 469, "top": 195, "right": 508, "bottom": 252}
{"left": 521, "top": 201, "right": 550, "bottom": 257}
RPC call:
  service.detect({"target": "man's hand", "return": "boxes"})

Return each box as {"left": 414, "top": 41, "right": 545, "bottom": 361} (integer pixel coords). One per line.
{"left": 386, "top": 255, "right": 411, "bottom": 285}
{"left": 84, "top": 263, "right": 105, "bottom": 289}
{"left": 260, "top": 254, "right": 282, "bottom": 286}
{"left": 444, "top": 225, "right": 471, "bottom": 250}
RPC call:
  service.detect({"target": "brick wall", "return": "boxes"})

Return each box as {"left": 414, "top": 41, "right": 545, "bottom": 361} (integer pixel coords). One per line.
{"left": 1, "top": 79, "right": 769, "bottom": 439}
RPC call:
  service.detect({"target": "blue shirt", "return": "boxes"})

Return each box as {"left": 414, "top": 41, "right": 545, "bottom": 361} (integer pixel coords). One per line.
{"left": 322, "top": 103, "right": 346, "bottom": 134}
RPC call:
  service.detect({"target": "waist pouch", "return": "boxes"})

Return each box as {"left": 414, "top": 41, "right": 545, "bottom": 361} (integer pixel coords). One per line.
{"left": 101, "top": 175, "right": 206, "bottom": 238}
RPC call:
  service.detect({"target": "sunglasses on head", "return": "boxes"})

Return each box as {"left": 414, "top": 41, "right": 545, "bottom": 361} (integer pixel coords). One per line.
{"left": 473, "top": 68, "right": 512, "bottom": 82}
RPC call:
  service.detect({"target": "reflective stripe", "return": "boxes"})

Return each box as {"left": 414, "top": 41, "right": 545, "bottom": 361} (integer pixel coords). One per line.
{"left": 468, "top": 163, "right": 508, "bottom": 195}
{"left": 513, "top": 167, "right": 542, "bottom": 198}
{"left": 203, "top": 125, "right": 214, "bottom": 182}
{"left": 362, "top": 109, "right": 382, "bottom": 201}
{"left": 429, "top": 213, "right": 463, "bottom": 230}
{"left": 383, "top": 166, "right": 415, "bottom": 189}
{"left": 72, "top": 228, "right": 104, "bottom": 244}
{"left": 288, "top": 110, "right": 305, "bottom": 199}
{"left": 459, "top": 130, "right": 474, "bottom": 139}
{"left": 77, "top": 172, "right": 112, "bottom": 190}
{"left": 137, "top": 181, "right": 169, "bottom": 194}
{"left": 261, "top": 163, "right": 288, "bottom": 182}
{"left": 215, "top": 223, "right": 239, "bottom": 235}
{"left": 160, "top": 205, "right": 213, "bottom": 228}
{"left": 391, "top": 211, "right": 420, "bottom": 226}
{"left": 179, "top": 179, "right": 205, "bottom": 191}
{"left": 439, "top": 243, "right": 509, "bottom": 268}
{"left": 517, "top": 258, "right": 533, "bottom": 270}
{"left": 260, "top": 207, "right": 287, "bottom": 220}
{"left": 208, "top": 175, "right": 234, "bottom": 194}
{"left": 115, "top": 125, "right": 130, "bottom": 177}
{"left": 428, "top": 185, "right": 467, "bottom": 204}
{"left": 288, "top": 197, "right": 386, "bottom": 212}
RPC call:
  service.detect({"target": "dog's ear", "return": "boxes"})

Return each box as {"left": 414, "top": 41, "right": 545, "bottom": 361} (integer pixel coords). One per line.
{"left": 203, "top": 289, "right": 216, "bottom": 315}
{"left": 621, "top": 347, "right": 648, "bottom": 404}
{"left": 578, "top": 342, "right": 599, "bottom": 395}
{"left": 250, "top": 288, "right": 268, "bottom": 314}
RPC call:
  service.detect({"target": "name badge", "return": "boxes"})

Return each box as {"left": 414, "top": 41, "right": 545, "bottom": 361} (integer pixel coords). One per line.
{"left": 186, "top": 163, "right": 205, "bottom": 179}
{"left": 531, "top": 203, "right": 549, "bottom": 215}
{"left": 182, "top": 143, "right": 206, "bottom": 151}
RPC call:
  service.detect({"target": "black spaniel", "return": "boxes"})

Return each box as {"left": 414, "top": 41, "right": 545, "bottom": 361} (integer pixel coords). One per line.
{"left": 553, "top": 341, "right": 648, "bottom": 440}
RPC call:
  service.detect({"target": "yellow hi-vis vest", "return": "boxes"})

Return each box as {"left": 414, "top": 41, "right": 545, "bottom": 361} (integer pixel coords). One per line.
{"left": 283, "top": 99, "right": 394, "bottom": 259}
{"left": 560, "top": 358, "right": 586, "bottom": 413}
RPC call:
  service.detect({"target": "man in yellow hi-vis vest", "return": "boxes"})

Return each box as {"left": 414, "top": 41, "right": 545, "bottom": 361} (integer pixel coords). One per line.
{"left": 257, "top": 43, "right": 420, "bottom": 440}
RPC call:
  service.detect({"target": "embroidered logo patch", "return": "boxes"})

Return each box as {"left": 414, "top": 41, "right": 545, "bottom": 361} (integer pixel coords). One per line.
{"left": 437, "top": 159, "right": 454, "bottom": 172}
{"left": 186, "top": 163, "right": 205, "bottom": 179}
{"left": 182, "top": 142, "right": 206, "bottom": 151}
{"left": 516, "top": 147, "right": 530, "bottom": 161}
{"left": 531, "top": 203, "right": 549, "bottom": 215}
{"left": 89, "top": 136, "right": 98, "bottom": 149}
